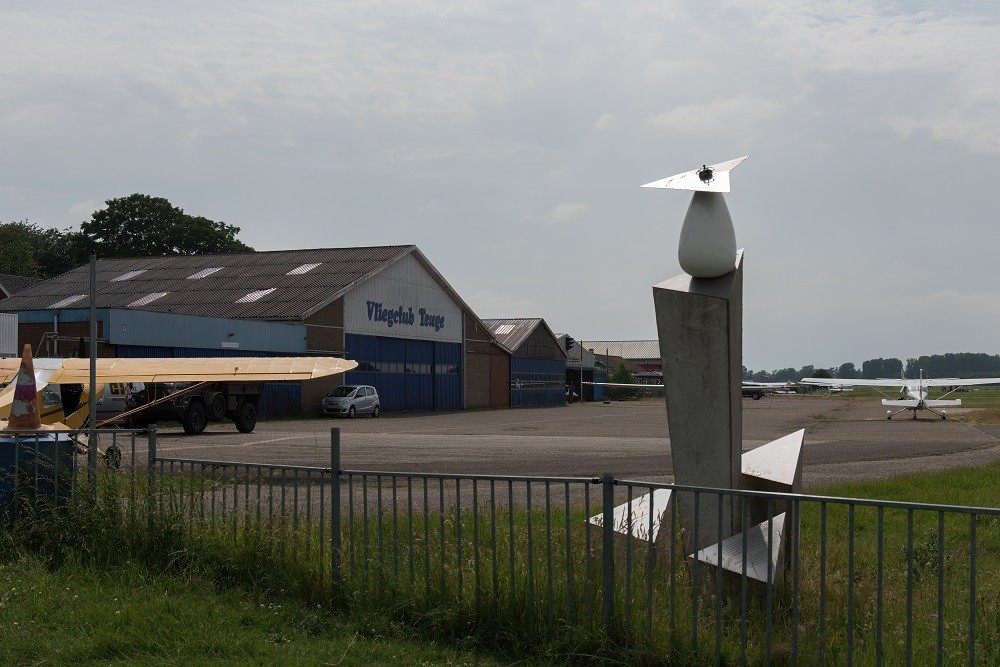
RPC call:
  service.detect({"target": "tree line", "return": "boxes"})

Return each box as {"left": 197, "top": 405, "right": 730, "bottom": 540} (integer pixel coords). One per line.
{"left": 744, "top": 353, "right": 1000, "bottom": 382}
{"left": 1, "top": 194, "right": 253, "bottom": 279}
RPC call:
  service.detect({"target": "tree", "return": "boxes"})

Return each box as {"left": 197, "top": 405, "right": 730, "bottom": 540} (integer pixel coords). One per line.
{"left": 837, "top": 362, "right": 859, "bottom": 379}
{"left": 608, "top": 362, "right": 640, "bottom": 401}
{"left": 812, "top": 368, "right": 832, "bottom": 379}
{"left": 0, "top": 222, "right": 41, "bottom": 277}
{"left": 79, "top": 194, "right": 254, "bottom": 258}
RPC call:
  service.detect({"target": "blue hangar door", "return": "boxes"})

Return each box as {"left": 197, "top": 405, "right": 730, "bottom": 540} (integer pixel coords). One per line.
{"left": 510, "top": 357, "right": 565, "bottom": 407}
{"left": 344, "top": 334, "right": 461, "bottom": 413}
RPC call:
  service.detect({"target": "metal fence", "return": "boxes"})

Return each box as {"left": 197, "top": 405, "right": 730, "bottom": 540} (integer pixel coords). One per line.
{"left": 4, "top": 426, "right": 1000, "bottom": 664}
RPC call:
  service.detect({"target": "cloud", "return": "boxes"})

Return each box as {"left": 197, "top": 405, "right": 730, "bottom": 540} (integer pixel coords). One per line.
{"left": 594, "top": 113, "right": 615, "bottom": 130}
{"left": 647, "top": 96, "right": 780, "bottom": 136}
{"left": 468, "top": 289, "right": 542, "bottom": 319}
{"left": 68, "top": 200, "right": 102, "bottom": 218}
{"left": 544, "top": 202, "right": 588, "bottom": 223}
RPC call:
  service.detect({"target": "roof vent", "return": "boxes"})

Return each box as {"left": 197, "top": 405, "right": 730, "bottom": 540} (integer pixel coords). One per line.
{"left": 287, "top": 263, "right": 322, "bottom": 276}
{"left": 48, "top": 294, "right": 87, "bottom": 309}
{"left": 111, "top": 269, "right": 147, "bottom": 282}
{"left": 236, "top": 288, "right": 276, "bottom": 303}
{"left": 128, "top": 292, "right": 169, "bottom": 307}
{"left": 187, "top": 267, "right": 223, "bottom": 280}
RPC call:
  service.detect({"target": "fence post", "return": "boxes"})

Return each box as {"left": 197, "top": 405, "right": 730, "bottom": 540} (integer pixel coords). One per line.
{"left": 147, "top": 426, "right": 157, "bottom": 513}
{"left": 602, "top": 472, "right": 615, "bottom": 637}
{"left": 331, "top": 427, "right": 342, "bottom": 590}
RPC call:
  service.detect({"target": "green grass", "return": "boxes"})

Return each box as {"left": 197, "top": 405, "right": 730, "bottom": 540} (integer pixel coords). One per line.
{"left": 0, "top": 556, "right": 507, "bottom": 666}
{"left": 5, "top": 462, "right": 1000, "bottom": 665}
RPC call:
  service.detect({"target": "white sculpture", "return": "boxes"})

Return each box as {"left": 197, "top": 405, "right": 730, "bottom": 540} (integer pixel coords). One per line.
{"left": 642, "top": 155, "right": 748, "bottom": 279}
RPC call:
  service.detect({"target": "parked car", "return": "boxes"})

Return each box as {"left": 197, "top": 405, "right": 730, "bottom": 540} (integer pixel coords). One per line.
{"left": 322, "top": 384, "right": 380, "bottom": 418}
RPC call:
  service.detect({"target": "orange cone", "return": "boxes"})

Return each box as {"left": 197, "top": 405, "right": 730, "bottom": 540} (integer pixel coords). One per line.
{"left": 7, "top": 344, "right": 41, "bottom": 430}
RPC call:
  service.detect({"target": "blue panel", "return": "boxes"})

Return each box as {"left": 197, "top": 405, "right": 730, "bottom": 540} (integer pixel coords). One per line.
{"left": 345, "top": 334, "right": 462, "bottom": 413}
{"left": 259, "top": 382, "right": 301, "bottom": 420}
{"left": 116, "top": 345, "right": 173, "bottom": 358}
{"left": 434, "top": 375, "right": 461, "bottom": 410}
{"left": 510, "top": 357, "right": 566, "bottom": 408}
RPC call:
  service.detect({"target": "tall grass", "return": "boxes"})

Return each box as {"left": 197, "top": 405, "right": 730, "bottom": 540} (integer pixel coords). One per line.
{"left": 5, "top": 456, "right": 1000, "bottom": 664}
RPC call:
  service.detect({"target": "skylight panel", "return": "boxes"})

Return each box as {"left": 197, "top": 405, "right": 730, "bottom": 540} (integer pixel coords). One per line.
{"left": 48, "top": 294, "right": 86, "bottom": 309}
{"left": 236, "top": 288, "right": 276, "bottom": 304}
{"left": 494, "top": 324, "right": 515, "bottom": 335}
{"left": 287, "top": 263, "right": 322, "bottom": 276}
{"left": 187, "top": 267, "right": 223, "bottom": 279}
{"left": 111, "top": 269, "right": 147, "bottom": 282}
{"left": 127, "top": 292, "right": 168, "bottom": 307}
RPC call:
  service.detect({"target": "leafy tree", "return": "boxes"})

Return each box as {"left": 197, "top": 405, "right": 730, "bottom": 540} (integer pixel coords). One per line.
{"left": 79, "top": 194, "right": 254, "bottom": 258}
{"left": 812, "top": 368, "right": 832, "bottom": 379}
{"left": 608, "top": 362, "right": 640, "bottom": 400}
{"left": 837, "top": 362, "right": 859, "bottom": 379}
{"left": 0, "top": 222, "right": 41, "bottom": 277}
{"left": 862, "top": 357, "right": 903, "bottom": 379}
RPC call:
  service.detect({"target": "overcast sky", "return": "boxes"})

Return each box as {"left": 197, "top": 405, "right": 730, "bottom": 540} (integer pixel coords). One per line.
{"left": 3, "top": 1, "right": 999, "bottom": 372}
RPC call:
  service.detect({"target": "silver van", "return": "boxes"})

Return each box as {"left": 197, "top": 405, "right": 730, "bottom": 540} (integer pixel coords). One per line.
{"left": 321, "top": 384, "right": 380, "bottom": 418}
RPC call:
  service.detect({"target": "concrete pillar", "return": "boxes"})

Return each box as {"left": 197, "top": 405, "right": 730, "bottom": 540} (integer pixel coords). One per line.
{"left": 653, "top": 249, "right": 743, "bottom": 551}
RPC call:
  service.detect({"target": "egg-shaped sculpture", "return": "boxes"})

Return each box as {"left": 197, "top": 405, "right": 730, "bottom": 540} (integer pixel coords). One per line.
{"left": 677, "top": 192, "right": 737, "bottom": 278}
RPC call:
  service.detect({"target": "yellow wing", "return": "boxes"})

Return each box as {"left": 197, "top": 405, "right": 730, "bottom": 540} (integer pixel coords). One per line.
{"left": 1, "top": 356, "right": 357, "bottom": 424}
{"left": 1, "top": 356, "right": 356, "bottom": 385}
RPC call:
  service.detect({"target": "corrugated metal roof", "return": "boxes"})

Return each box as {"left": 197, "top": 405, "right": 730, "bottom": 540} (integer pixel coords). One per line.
{"left": 583, "top": 340, "right": 661, "bottom": 360}
{"left": 482, "top": 318, "right": 546, "bottom": 353}
{"left": 0, "top": 246, "right": 416, "bottom": 320}
{"left": 0, "top": 274, "right": 45, "bottom": 299}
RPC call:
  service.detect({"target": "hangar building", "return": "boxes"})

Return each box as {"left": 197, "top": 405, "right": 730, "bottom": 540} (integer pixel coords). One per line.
{"left": 484, "top": 318, "right": 566, "bottom": 407}
{"left": 1, "top": 246, "right": 509, "bottom": 415}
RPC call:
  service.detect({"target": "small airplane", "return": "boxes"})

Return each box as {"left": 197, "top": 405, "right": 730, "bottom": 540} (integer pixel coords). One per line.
{"left": 1, "top": 345, "right": 358, "bottom": 432}
{"left": 799, "top": 371, "right": 1000, "bottom": 420}
{"left": 583, "top": 380, "right": 795, "bottom": 400}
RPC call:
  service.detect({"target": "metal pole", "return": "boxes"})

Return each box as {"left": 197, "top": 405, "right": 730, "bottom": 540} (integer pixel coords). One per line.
{"left": 331, "top": 427, "right": 342, "bottom": 590}
{"left": 88, "top": 254, "right": 98, "bottom": 501}
{"left": 147, "top": 425, "right": 157, "bottom": 513}
{"left": 602, "top": 472, "right": 615, "bottom": 637}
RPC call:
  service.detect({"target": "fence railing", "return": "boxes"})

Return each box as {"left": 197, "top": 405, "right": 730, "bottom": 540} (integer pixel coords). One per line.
{"left": 4, "top": 426, "right": 999, "bottom": 664}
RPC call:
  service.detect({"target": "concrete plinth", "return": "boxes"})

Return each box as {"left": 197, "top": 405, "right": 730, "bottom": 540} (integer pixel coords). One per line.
{"left": 653, "top": 249, "right": 743, "bottom": 551}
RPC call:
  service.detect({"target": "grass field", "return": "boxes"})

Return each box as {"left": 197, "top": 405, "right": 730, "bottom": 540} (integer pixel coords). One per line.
{"left": 4, "top": 459, "right": 1000, "bottom": 664}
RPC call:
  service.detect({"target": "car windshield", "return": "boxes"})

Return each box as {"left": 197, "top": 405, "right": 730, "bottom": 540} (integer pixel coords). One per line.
{"left": 328, "top": 386, "right": 357, "bottom": 398}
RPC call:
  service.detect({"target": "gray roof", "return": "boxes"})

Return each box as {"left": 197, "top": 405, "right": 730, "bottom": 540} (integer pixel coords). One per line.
{"left": 483, "top": 318, "right": 566, "bottom": 358}
{"left": 0, "top": 246, "right": 430, "bottom": 320}
{"left": 0, "top": 274, "right": 45, "bottom": 300}
{"left": 583, "top": 340, "right": 661, "bottom": 360}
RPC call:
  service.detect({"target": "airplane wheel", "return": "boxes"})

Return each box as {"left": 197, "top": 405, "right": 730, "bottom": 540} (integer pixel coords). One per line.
{"left": 235, "top": 401, "right": 257, "bottom": 433}
{"left": 887, "top": 411, "right": 892, "bottom": 420}
{"left": 183, "top": 401, "right": 207, "bottom": 435}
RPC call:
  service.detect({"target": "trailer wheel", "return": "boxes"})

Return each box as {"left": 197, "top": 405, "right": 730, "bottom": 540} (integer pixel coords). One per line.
{"left": 235, "top": 401, "right": 257, "bottom": 433}
{"left": 182, "top": 401, "right": 207, "bottom": 435}
{"left": 206, "top": 391, "right": 226, "bottom": 421}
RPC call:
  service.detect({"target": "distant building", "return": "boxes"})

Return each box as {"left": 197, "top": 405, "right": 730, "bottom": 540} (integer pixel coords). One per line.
{"left": 1, "top": 247, "right": 509, "bottom": 415}
{"left": 484, "top": 318, "right": 566, "bottom": 407}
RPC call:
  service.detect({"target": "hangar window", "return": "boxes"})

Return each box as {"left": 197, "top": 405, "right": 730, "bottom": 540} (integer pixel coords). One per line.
{"left": 287, "top": 263, "right": 322, "bottom": 275}
{"left": 236, "top": 288, "right": 276, "bottom": 303}
{"left": 128, "top": 292, "right": 168, "bottom": 307}
{"left": 111, "top": 269, "right": 147, "bottom": 282}
{"left": 187, "top": 267, "right": 223, "bottom": 280}
{"left": 48, "top": 294, "right": 86, "bottom": 308}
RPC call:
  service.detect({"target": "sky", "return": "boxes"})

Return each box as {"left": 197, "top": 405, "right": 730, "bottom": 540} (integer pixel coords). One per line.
{"left": 3, "top": 1, "right": 999, "bottom": 372}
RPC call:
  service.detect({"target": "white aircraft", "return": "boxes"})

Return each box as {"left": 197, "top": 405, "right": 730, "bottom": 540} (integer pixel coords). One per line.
{"left": 583, "top": 380, "right": 795, "bottom": 400}
{"left": 799, "top": 371, "right": 1000, "bottom": 420}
